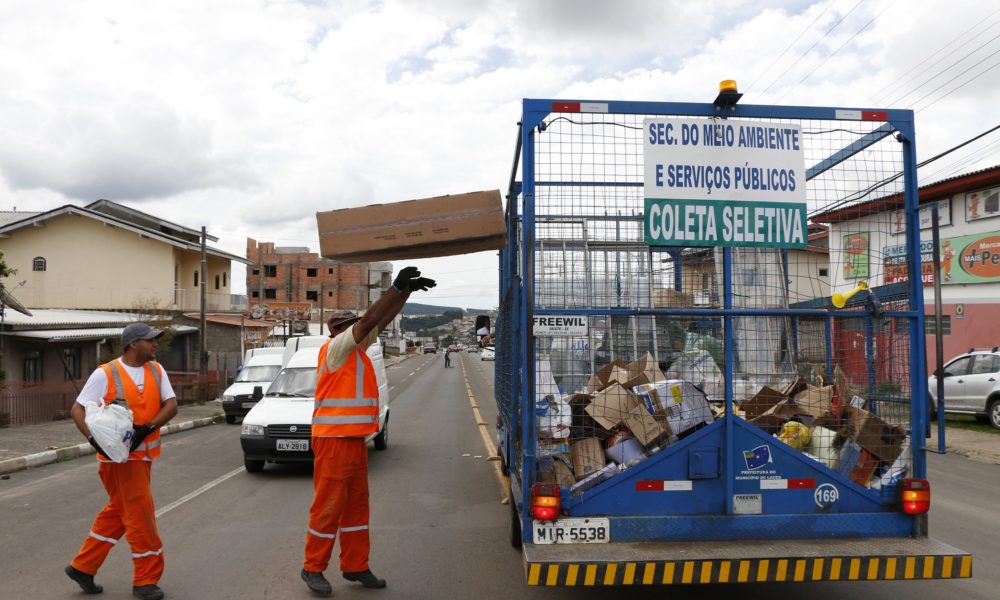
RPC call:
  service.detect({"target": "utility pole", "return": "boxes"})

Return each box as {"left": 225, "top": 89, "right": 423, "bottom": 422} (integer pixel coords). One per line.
{"left": 200, "top": 226, "right": 208, "bottom": 376}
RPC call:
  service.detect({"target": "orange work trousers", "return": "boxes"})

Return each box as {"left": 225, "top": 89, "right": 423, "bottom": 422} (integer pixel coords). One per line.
{"left": 304, "top": 437, "right": 370, "bottom": 573}
{"left": 71, "top": 460, "right": 164, "bottom": 586}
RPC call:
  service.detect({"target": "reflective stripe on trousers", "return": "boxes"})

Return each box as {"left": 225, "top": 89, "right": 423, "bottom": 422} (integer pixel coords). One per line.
{"left": 304, "top": 437, "right": 371, "bottom": 573}
{"left": 71, "top": 461, "right": 164, "bottom": 586}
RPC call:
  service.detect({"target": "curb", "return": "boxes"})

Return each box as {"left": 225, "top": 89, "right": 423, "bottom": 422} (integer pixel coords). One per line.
{"left": 0, "top": 414, "right": 225, "bottom": 477}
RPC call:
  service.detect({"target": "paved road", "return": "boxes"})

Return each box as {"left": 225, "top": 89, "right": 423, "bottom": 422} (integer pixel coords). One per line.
{"left": 0, "top": 351, "right": 995, "bottom": 599}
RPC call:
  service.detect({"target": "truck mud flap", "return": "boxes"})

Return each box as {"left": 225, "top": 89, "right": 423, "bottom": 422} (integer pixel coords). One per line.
{"left": 522, "top": 537, "right": 971, "bottom": 585}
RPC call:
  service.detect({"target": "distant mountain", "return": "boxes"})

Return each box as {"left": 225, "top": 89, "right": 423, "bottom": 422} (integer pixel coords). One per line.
{"left": 401, "top": 302, "right": 463, "bottom": 315}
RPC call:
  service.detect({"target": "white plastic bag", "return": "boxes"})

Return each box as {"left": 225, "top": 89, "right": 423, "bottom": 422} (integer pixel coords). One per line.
{"left": 85, "top": 400, "right": 134, "bottom": 463}
{"left": 537, "top": 395, "right": 572, "bottom": 439}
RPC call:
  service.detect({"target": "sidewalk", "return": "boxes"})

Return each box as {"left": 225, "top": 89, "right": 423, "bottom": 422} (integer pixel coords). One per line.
{"left": 0, "top": 401, "right": 223, "bottom": 476}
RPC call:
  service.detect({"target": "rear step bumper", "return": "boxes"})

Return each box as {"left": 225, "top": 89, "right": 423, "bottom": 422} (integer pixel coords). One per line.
{"left": 523, "top": 537, "right": 971, "bottom": 585}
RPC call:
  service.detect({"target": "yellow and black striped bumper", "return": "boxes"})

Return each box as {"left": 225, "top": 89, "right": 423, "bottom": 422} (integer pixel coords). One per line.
{"left": 523, "top": 539, "right": 971, "bottom": 585}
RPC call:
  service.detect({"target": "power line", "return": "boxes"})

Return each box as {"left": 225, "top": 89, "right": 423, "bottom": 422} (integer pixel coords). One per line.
{"left": 914, "top": 55, "right": 1000, "bottom": 112}
{"left": 743, "top": 0, "right": 837, "bottom": 95}
{"left": 756, "top": 0, "right": 865, "bottom": 99}
{"left": 775, "top": 0, "right": 897, "bottom": 104}
{"left": 869, "top": 5, "right": 1000, "bottom": 105}
{"left": 883, "top": 31, "right": 1000, "bottom": 107}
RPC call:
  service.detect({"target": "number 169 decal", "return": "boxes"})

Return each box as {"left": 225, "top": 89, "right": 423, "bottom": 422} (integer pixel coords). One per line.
{"left": 814, "top": 483, "right": 840, "bottom": 508}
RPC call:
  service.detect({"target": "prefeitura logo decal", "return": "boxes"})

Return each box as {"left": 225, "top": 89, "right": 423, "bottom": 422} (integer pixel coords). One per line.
{"left": 742, "top": 445, "right": 773, "bottom": 470}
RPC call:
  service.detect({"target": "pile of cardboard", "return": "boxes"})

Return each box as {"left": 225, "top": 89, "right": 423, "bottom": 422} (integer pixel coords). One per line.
{"left": 738, "top": 377, "right": 908, "bottom": 488}
{"left": 537, "top": 353, "right": 714, "bottom": 494}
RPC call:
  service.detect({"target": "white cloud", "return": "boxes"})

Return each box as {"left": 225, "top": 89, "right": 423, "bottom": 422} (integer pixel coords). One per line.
{"left": 0, "top": 0, "right": 998, "bottom": 310}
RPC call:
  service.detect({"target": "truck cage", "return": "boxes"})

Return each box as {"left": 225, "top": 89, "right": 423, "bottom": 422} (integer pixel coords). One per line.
{"left": 495, "top": 97, "right": 971, "bottom": 585}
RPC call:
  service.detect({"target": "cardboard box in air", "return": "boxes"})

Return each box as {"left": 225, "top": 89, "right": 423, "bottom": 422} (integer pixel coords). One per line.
{"left": 749, "top": 399, "right": 800, "bottom": 434}
{"left": 587, "top": 360, "right": 629, "bottom": 393}
{"left": 570, "top": 438, "right": 606, "bottom": 481}
{"left": 840, "top": 405, "right": 906, "bottom": 463}
{"left": 584, "top": 383, "right": 638, "bottom": 430}
{"left": 316, "top": 190, "right": 506, "bottom": 262}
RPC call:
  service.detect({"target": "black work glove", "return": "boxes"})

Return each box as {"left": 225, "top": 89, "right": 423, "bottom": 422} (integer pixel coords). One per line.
{"left": 409, "top": 277, "right": 436, "bottom": 292}
{"left": 392, "top": 266, "right": 420, "bottom": 291}
{"left": 130, "top": 424, "right": 156, "bottom": 452}
{"left": 88, "top": 436, "right": 108, "bottom": 459}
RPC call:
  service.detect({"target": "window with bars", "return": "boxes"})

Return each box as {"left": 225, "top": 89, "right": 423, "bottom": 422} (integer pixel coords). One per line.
{"left": 925, "top": 315, "right": 951, "bottom": 335}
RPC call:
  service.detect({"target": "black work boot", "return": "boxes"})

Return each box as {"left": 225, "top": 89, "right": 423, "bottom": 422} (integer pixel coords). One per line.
{"left": 65, "top": 565, "right": 103, "bottom": 594}
{"left": 132, "top": 584, "right": 164, "bottom": 600}
{"left": 301, "top": 569, "right": 333, "bottom": 596}
{"left": 343, "top": 569, "right": 387, "bottom": 588}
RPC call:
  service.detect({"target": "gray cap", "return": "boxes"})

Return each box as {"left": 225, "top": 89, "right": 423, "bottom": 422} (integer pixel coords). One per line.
{"left": 122, "top": 323, "right": 163, "bottom": 347}
{"left": 327, "top": 309, "right": 361, "bottom": 332}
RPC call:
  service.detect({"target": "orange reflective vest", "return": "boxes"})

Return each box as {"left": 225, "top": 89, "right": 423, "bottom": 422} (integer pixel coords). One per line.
{"left": 312, "top": 338, "right": 379, "bottom": 438}
{"left": 98, "top": 360, "right": 163, "bottom": 462}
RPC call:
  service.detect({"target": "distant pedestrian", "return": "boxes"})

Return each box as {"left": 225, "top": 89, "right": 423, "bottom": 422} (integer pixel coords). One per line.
{"left": 444, "top": 348, "right": 452, "bottom": 368}
{"left": 65, "top": 323, "right": 178, "bottom": 600}
{"left": 302, "top": 267, "right": 436, "bottom": 596}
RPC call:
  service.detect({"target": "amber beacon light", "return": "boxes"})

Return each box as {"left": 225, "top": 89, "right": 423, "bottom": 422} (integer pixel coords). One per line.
{"left": 714, "top": 79, "right": 743, "bottom": 108}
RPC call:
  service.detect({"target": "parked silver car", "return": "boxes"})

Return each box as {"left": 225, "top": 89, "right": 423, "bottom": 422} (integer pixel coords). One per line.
{"left": 928, "top": 348, "right": 1000, "bottom": 430}
{"left": 480, "top": 345, "right": 495, "bottom": 361}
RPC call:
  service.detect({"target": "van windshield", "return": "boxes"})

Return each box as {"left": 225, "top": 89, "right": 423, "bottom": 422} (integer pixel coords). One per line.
{"left": 266, "top": 367, "right": 317, "bottom": 398}
{"left": 236, "top": 365, "right": 281, "bottom": 383}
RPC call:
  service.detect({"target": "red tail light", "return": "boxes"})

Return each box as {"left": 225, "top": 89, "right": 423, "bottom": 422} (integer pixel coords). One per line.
{"left": 900, "top": 478, "right": 931, "bottom": 514}
{"left": 531, "top": 482, "right": 561, "bottom": 521}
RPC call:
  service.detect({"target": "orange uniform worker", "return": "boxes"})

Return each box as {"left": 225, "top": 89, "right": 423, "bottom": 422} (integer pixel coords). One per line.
{"left": 65, "top": 323, "right": 178, "bottom": 600}
{"left": 302, "top": 266, "right": 435, "bottom": 597}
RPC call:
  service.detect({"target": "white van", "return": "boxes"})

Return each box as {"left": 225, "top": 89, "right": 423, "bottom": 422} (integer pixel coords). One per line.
{"left": 221, "top": 348, "right": 285, "bottom": 424}
{"left": 239, "top": 339, "right": 390, "bottom": 473}
{"left": 280, "top": 335, "right": 330, "bottom": 368}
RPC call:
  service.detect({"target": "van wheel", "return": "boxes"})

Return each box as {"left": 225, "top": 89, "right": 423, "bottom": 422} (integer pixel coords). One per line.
{"left": 508, "top": 480, "right": 522, "bottom": 548}
{"left": 374, "top": 416, "right": 389, "bottom": 451}
{"left": 244, "top": 457, "right": 265, "bottom": 473}
{"left": 226, "top": 415, "right": 237, "bottom": 425}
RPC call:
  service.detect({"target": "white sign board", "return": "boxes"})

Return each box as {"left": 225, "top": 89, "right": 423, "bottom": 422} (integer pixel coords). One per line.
{"left": 533, "top": 316, "right": 588, "bottom": 337}
{"left": 643, "top": 118, "right": 808, "bottom": 248}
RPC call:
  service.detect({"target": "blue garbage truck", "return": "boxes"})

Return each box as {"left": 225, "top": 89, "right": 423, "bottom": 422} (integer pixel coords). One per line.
{"left": 494, "top": 90, "right": 972, "bottom": 586}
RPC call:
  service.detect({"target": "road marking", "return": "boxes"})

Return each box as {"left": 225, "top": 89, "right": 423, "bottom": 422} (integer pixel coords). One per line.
{"left": 459, "top": 359, "right": 507, "bottom": 495}
{"left": 155, "top": 466, "right": 244, "bottom": 518}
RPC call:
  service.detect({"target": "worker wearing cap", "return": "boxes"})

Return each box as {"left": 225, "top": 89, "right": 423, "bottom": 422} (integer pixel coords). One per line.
{"left": 302, "top": 266, "right": 435, "bottom": 596}
{"left": 65, "top": 323, "right": 178, "bottom": 600}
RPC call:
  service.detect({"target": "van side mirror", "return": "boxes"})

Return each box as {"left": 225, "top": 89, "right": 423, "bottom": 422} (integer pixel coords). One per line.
{"left": 252, "top": 386, "right": 264, "bottom": 401}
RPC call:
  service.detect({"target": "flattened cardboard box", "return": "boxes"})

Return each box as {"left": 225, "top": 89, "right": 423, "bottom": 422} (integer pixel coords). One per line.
{"left": 317, "top": 189, "right": 506, "bottom": 262}
{"left": 840, "top": 405, "right": 906, "bottom": 463}
{"left": 584, "top": 383, "right": 638, "bottom": 430}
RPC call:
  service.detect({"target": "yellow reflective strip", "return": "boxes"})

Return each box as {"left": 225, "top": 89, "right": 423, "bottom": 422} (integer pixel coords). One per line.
{"left": 700, "top": 561, "right": 713, "bottom": 584}
{"left": 622, "top": 563, "right": 636, "bottom": 585}
{"left": 942, "top": 556, "right": 953, "bottom": 578}
{"left": 830, "top": 558, "right": 842, "bottom": 580}
{"left": 718, "top": 561, "right": 731, "bottom": 583}
{"left": 960, "top": 555, "right": 972, "bottom": 578}
{"left": 812, "top": 558, "right": 825, "bottom": 581}
{"left": 776, "top": 559, "right": 788, "bottom": 581}
{"left": 867, "top": 558, "right": 880, "bottom": 580}
{"left": 662, "top": 562, "right": 675, "bottom": 584}
{"left": 584, "top": 564, "right": 597, "bottom": 586}
{"left": 757, "top": 559, "right": 770, "bottom": 582}
{"left": 737, "top": 560, "right": 751, "bottom": 583}
{"left": 642, "top": 563, "right": 656, "bottom": 585}
{"left": 885, "top": 557, "right": 897, "bottom": 580}
{"left": 527, "top": 563, "right": 541, "bottom": 585}
{"left": 794, "top": 559, "right": 807, "bottom": 581}
{"left": 565, "top": 564, "right": 579, "bottom": 586}
{"left": 546, "top": 564, "right": 559, "bottom": 586}
{"left": 905, "top": 557, "right": 916, "bottom": 579}
{"left": 848, "top": 558, "right": 861, "bottom": 580}
{"left": 923, "top": 556, "right": 935, "bottom": 579}
{"left": 603, "top": 564, "right": 618, "bottom": 585}
{"left": 682, "top": 561, "right": 695, "bottom": 584}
